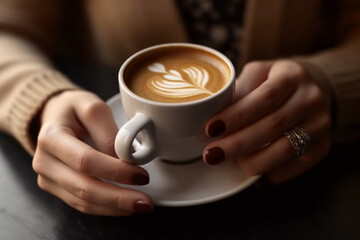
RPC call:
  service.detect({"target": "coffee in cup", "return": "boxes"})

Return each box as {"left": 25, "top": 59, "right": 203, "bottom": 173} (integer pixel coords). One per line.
{"left": 124, "top": 46, "right": 231, "bottom": 103}
{"left": 115, "top": 43, "right": 235, "bottom": 165}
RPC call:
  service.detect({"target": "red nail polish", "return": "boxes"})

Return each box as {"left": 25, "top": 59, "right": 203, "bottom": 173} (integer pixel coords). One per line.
{"left": 133, "top": 173, "right": 150, "bottom": 185}
{"left": 207, "top": 120, "right": 226, "bottom": 137}
{"left": 134, "top": 200, "right": 153, "bottom": 214}
{"left": 205, "top": 147, "right": 225, "bottom": 165}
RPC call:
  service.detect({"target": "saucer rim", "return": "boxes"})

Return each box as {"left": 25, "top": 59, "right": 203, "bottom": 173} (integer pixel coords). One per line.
{"left": 154, "top": 174, "right": 259, "bottom": 207}
{"left": 107, "top": 93, "right": 260, "bottom": 207}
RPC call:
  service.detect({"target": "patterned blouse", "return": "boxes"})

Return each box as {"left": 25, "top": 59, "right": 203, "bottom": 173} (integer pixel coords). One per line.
{"left": 176, "top": 0, "right": 247, "bottom": 66}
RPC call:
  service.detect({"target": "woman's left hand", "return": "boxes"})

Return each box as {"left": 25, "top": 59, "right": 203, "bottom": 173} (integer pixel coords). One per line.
{"left": 203, "top": 60, "right": 332, "bottom": 184}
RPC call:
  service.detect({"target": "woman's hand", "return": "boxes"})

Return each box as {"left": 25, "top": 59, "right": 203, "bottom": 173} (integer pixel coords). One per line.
{"left": 32, "top": 90, "right": 153, "bottom": 216}
{"left": 203, "top": 60, "right": 332, "bottom": 184}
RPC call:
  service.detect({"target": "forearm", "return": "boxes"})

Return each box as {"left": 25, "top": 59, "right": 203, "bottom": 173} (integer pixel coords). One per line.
{"left": 0, "top": 0, "right": 82, "bottom": 154}
{"left": 296, "top": 29, "right": 360, "bottom": 131}
{"left": 294, "top": 0, "right": 360, "bottom": 136}
{"left": 0, "top": 33, "right": 79, "bottom": 155}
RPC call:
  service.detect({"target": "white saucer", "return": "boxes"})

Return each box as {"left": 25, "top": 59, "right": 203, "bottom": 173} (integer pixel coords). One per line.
{"left": 107, "top": 94, "right": 259, "bottom": 207}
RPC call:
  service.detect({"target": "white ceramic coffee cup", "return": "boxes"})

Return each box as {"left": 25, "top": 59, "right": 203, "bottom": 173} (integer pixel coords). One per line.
{"left": 115, "top": 43, "right": 235, "bottom": 165}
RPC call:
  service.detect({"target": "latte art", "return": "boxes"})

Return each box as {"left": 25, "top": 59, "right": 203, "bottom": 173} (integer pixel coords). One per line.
{"left": 147, "top": 62, "right": 213, "bottom": 99}
{"left": 124, "top": 45, "right": 230, "bottom": 103}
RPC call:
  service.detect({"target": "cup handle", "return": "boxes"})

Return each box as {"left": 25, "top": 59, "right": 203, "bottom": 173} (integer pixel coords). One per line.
{"left": 115, "top": 113, "right": 158, "bottom": 165}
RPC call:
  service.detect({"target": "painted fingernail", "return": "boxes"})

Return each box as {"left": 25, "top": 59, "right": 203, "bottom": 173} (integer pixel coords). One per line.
{"left": 133, "top": 173, "right": 150, "bottom": 185}
{"left": 204, "top": 147, "right": 225, "bottom": 165}
{"left": 207, "top": 120, "right": 226, "bottom": 137}
{"left": 134, "top": 200, "right": 153, "bottom": 214}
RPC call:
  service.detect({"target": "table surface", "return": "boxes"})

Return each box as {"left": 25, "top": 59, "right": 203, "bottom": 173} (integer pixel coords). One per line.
{"left": 1, "top": 131, "right": 360, "bottom": 240}
{"left": 1, "top": 64, "right": 360, "bottom": 240}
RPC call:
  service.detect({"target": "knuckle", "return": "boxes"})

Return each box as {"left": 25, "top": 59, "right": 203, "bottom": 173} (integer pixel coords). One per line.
{"left": 74, "top": 201, "right": 93, "bottom": 215}
{"left": 292, "top": 64, "right": 308, "bottom": 80}
{"left": 36, "top": 133, "right": 48, "bottom": 150}
{"left": 81, "top": 100, "right": 108, "bottom": 119}
{"left": 37, "top": 123, "right": 60, "bottom": 149}
{"left": 73, "top": 181, "right": 91, "bottom": 201}
{"left": 32, "top": 152, "right": 41, "bottom": 172}
{"left": 61, "top": 189, "right": 95, "bottom": 214}
{"left": 32, "top": 157, "right": 42, "bottom": 174}
{"left": 74, "top": 147, "right": 94, "bottom": 173}
{"left": 259, "top": 85, "right": 278, "bottom": 102}
{"left": 308, "top": 86, "right": 324, "bottom": 106}
{"left": 109, "top": 165, "right": 123, "bottom": 182}
{"left": 102, "top": 134, "right": 117, "bottom": 154}
{"left": 37, "top": 176, "right": 46, "bottom": 190}
{"left": 280, "top": 61, "right": 307, "bottom": 76}
{"left": 32, "top": 152, "right": 47, "bottom": 174}
{"left": 243, "top": 61, "right": 267, "bottom": 73}
{"left": 116, "top": 194, "right": 126, "bottom": 209}
{"left": 275, "top": 60, "right": 308, "bottom": 83}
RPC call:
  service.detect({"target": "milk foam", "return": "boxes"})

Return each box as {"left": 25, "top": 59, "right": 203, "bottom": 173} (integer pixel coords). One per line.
{"left": 147, "top": 62, "right": 213, "bottom": 98}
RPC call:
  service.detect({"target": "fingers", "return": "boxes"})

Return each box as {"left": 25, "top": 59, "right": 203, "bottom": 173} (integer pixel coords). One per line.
{"left": 261, "top": 112, "right": 331, "bottom": 184}
{"left": 41, "top": 90, "right": 119, "bottom": 157}
{"left": 206, "top": 67, "right": 297, "bottom": 138}
{"left": 264, "top": 135, "right": 331, "bottom": 184}
{"left": 203, "top": 60, "right": 332, "bottom": 184}
{"left": 37, "top": 124, "right": 149, "bottom": 185}
{"left": 206, "top": 61, "right": 313, "bottom": 138}
{"left": 34, "top": 153, "right": 153, "bottom": 215}
{"left": 204, "top": 60, "right": 325, "bottom": 160}
{"left": 34, "top": 90, "right": 154, "bottom": 216}
{"left": 234, "top": 61, "right": 273, "bottom": 99}
{"left": 74, "top": 97, "right": 119, "bottom": 156}
{"left": 235, "top": 111, "right": 331, "bottom": 177}
{"left": 205, "top": 82, "right": 323, "bottom": 164}
{"left": 235, "top": 137, "right": 295, "bottom": 176}
{"left": 37, "top": 176, "right": 133, "bottom": 216}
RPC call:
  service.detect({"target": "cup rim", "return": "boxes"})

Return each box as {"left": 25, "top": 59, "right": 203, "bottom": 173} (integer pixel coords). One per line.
{"left": 118, "top": 42, "right": 235, "bottom": 107}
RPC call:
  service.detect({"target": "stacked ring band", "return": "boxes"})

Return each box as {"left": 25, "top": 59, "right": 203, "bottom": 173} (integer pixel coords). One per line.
{"left": 284, "top": 126, "right": 311, "bottom": 158}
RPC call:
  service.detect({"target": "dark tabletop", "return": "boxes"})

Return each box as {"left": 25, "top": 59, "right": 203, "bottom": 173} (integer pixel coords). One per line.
{"left": 1, "top": 133, "right": 360, "bottom": 240}
{"left": 1, "top": 63, "right": 360, "bottom": 240}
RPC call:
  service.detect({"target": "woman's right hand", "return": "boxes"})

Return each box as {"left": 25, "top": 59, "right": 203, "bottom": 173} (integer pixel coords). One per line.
{"left": 32, "top": 90, "right": 153, "bottom": 216}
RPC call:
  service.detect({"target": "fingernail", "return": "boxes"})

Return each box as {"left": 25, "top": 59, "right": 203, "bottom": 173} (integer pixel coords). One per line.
{"left": 207, "top": 120, "right": 226, "bottom": 138}
{"left": 133, "top": 173, "right": 150, "bottom": 185}
{"left": 204, "top": 147, "right": 225, "bottom": 165}
{"left": 134, "top": 200, "right": 153, "bottom": 214}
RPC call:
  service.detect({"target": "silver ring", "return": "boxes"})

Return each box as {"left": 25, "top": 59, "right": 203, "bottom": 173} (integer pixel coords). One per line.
{"left": 284, "top": 126, "right": 311, "bottom": 158}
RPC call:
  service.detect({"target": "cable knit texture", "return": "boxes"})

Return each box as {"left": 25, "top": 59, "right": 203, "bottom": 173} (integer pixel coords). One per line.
{"left": 1, "top": 70, "right": 78, "bottom": 154}
{"left": 0, "top": 33, "right": 79, "bottom": 155}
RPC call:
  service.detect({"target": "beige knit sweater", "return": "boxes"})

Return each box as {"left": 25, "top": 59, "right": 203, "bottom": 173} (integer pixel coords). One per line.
{"left": 0, "top": 0, "right": 360, "bottom": 155}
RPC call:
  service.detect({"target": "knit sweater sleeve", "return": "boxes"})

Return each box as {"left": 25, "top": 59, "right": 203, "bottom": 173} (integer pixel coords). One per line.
{"left": 295, "top": 1, "right": 360, "bottom": 133}
{"left": 295, "top": 31, "right": 360, "bottom": 128}
{"left": 0, "top": 0, "right": 79, "bottom": 155}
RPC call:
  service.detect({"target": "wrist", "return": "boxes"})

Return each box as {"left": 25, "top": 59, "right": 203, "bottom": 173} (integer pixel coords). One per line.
{"left": 17, "top": 70, "right": 80, "bottom": 155}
